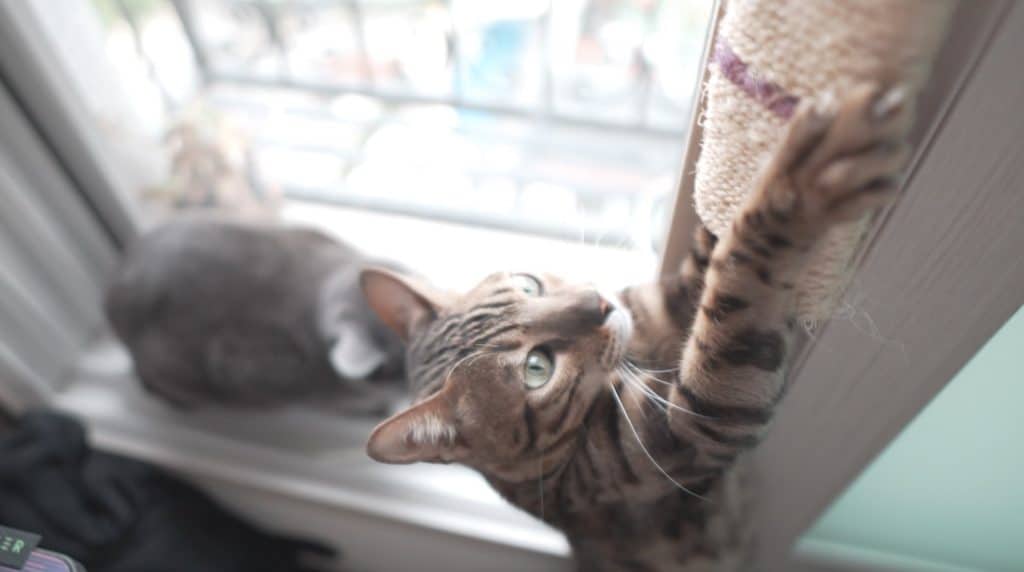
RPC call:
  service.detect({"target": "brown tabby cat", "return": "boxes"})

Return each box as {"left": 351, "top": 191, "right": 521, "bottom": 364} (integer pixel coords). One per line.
{"left": 360, "top": 84, "right": 913, "bottom": 571}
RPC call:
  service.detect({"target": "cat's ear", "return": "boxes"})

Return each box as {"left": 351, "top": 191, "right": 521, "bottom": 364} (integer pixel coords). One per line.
{"left": 366, "top": 388, "right": 466, "bottom": 464}
{"left": 360, "top": 268, "right": 442, "bottom": 341}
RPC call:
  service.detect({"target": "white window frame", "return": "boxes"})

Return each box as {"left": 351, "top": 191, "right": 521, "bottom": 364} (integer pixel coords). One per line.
{"left": 746, "top": 1, "right": 1021, "bottom": 569}
{"left": 2, "top": 0, "right": 1023, "bottom": 569}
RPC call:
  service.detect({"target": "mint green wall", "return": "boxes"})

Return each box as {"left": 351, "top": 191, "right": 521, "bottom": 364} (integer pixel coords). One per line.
{"left": 799, "top": 306, "right": 1024, "bottom": 571}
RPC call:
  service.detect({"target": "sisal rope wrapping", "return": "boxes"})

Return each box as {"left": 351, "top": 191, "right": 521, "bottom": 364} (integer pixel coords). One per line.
{"left": 694, "top": 0, "right": 955, "bottom": 323}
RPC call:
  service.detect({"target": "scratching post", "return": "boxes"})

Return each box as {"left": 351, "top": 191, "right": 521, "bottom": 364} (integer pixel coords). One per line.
{"left": 694, "top": 0, "right": 955, "bottom": 323}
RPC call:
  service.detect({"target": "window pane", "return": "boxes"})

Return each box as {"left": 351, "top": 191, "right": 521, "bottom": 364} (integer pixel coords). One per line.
{"left": 88, "top": 0, "right": 713, "bottom": 253}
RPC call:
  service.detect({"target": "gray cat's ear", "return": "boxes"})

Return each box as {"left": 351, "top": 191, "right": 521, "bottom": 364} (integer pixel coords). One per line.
{"left": 360, "top": 268, "right": 442, "bottom": 341}
{"left": 329, "top": 321, "right": 388, "bottom": 380}
{"left": 366, "top": 388, "right": 466, "bottom": 464}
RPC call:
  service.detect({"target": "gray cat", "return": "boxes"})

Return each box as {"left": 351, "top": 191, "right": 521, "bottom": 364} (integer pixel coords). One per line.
{"left": 105, "top": 216, "right": 406, "bottom": 414}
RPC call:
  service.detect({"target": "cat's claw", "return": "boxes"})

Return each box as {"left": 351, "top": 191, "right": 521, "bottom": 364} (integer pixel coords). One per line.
{"left": 761, "top": 83, "right": 915, "bottom": 231}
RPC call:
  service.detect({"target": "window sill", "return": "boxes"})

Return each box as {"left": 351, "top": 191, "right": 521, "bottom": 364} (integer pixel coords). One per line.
{"left": 51, "top": 200, "right": 661, "bottom": 559}
{"left": 57, "top": 335, "right": 571, "bottom": 558}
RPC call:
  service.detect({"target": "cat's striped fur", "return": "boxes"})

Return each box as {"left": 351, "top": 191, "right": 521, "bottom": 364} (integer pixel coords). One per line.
{"left": 362, "top": 84, "right": 913, "bottom": 570}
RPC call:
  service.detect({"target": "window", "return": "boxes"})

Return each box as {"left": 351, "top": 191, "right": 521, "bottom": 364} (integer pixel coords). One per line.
{"left": 87, "top": 0, "right": 712, "bottom": 254}
{"left": 0, "top": 0, "right": 715, "bottom": 561}
{"left": 4, "top": 0, "right": 1019, "bottom": 568}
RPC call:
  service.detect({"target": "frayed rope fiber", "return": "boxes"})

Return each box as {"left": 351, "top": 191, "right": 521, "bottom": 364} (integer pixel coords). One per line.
{"left": 694, "top": 0, "right": 955, "bottom": 323}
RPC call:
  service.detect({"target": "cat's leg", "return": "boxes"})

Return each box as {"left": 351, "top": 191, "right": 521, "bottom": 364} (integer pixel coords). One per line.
{"left": 667, "top": 83, "right": 914, "bottom": 467}
{"left": 619, "top": 224, "right": 717, "bottom": 366}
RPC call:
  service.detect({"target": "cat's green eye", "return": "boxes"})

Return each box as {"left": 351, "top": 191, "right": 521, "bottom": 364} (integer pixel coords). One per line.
{"left": 523, "top": 348, "right": 554, "bottom": 389}
{"left": 511, "top": 273, "right": 543, "bottom": 297}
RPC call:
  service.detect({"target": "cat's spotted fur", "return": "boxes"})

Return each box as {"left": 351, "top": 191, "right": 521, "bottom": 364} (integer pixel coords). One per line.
{"left": 362, "top": 84, "right": 913, "bottom": 571}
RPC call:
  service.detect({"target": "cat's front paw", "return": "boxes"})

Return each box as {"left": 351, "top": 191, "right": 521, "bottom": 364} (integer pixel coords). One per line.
{"left": 760, "top": 83, "right": 914, "bottom": 232}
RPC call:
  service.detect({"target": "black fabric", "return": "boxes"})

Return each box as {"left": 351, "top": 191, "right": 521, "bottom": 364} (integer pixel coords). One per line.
{"left": 0, "top": 411, "right": 334, "bottom": 572}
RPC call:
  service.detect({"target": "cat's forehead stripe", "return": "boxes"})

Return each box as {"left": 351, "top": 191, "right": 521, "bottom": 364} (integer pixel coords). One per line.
{"left": 420, "top": 307, "right": 516, "bottom": 366}
{"left": 410, "top": 292, "right": 523, "bottom": 392}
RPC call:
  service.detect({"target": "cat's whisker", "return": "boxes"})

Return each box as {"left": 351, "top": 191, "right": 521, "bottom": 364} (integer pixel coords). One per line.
{"left": 611, "top": 226, "right": 633, "bottom": 251}
{"left": 623, "top": 362, "right": 668, "bottom": 387}
{"left": 443, "top": 350, "right": 489, "bottom": 384}
{"left": 625, "top": 373, "right": 689, "bottom": 418}
{"left": 607, "top": 383, "right": 709, "bottom": 502}
{"left": 575, "top": 204, "right": 587, "bottom": 248}
{"left": 624, "top": 361, "right": 676, "bottom": 387}
{"left": 632, "top": 370, "right": 714, "bottom": 421}
{"left": 625, "top": 360, "right": 679, "bottom": 375}
{"left": 619, "top": 370, "right": 678, "bottom": 418}
{"left": 617, "top": 366, "right": 711, "bottom": 420}
{"left": 627, "top": 361, "right": 681, "bottom": 383}
{"left": 618, "top": 367, "right": 661, "bottom": 412}
{"left": 619, "top": 376, "right": 650, "bottom": 420}
{"left": 575, "top": 205, "right": 596, "bottom": 280}
{"left": 538, "top": 455, "right": 545, "bottom": 522}
{"left": 618, "top": 366, "right": 663, "bottom": 406}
